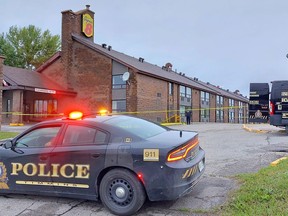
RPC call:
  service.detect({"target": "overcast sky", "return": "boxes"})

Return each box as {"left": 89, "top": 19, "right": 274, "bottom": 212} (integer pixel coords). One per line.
{"left": 1, "top": 0, "right": 288, "bottom": 96}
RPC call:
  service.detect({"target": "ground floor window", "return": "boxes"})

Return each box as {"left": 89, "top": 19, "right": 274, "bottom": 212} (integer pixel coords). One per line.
{"left": 229, "top": 111, "right": 235, "bottom": 123}
{"left": 239, "top": 112, "right": 244, "bottom": 123}
{"left": 180, "top": 105, "right": 191, "bottom": 123}
{"left": 34, "top": 99, "right": 58, "bottom": 116}
{"left": 216, "top": 109, "right": 224, "bottom": 122}
{"left": 201, "top": 109, "right": 210, "bottom": 122}
{"left": 112, "top": 100, "right": 126, "bottom": 113}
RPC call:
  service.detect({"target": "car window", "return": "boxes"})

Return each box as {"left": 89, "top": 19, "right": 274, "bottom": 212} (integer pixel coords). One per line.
{"left": 62, "top": 125, "right": 107, "bottom": 146}
{"left": 105, "top": 116, "right": 167, "bottom": 139}
{"left": 15, "top": 126, "right": 61, "bottom": 148}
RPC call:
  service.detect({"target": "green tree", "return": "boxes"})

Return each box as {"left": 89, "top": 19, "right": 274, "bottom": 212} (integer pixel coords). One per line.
{"left": 0, "top": 25, "right": 60, "bottom": 69}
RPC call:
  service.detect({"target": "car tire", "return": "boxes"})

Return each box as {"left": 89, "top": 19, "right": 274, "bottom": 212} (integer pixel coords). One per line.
{"left": 99, "top": 168, "right": 146, "bottom": 216}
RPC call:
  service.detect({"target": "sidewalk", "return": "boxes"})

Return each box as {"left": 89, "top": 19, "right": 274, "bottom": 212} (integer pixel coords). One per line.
{"left": 243, "top": 123, "right": 286, "bottom": 134}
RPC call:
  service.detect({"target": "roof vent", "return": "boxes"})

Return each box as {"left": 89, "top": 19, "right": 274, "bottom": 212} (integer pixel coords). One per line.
{"left": 207, "top": 82, "right": 210, "bottom": 84}
{"left": 108, "top": 45, "right": 112, "bottom": 51}
{"left": 86, "top": 5, "right": 90, "bottom": 10}
{"left": 139, "top": 57, "right": 144, "bottom": 62}
{"left": 102, "top": 44, "right": 107, "bottom": 48}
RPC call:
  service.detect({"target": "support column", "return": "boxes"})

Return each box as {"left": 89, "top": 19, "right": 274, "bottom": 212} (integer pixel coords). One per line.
{"left": 0, "top": 56, "right": 4, "bottom": 130}
{"left": 11, "top": 90, "right": 23, "bottom": 124}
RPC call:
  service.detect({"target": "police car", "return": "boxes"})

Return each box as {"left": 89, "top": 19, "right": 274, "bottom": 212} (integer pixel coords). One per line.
{"left": 0, "top": 112, "right": 205, "bottom": 216}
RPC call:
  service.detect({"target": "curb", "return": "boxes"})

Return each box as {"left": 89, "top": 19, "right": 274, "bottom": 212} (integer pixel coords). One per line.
{"left": 242, "top": 124, "right": 269, "bottom": 134}
{"left": 9, "top": 123, "right": 25, "bottom": 126}
{"left": 271, "top": 157, "right": 288, "bottom": 166}
{"left": 161, "top": 123, "right": 183, "bottom": 126}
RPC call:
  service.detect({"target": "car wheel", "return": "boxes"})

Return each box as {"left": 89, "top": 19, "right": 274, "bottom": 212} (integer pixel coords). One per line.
{"left": 99, "top": 168, "right": 146, "bottom": 216}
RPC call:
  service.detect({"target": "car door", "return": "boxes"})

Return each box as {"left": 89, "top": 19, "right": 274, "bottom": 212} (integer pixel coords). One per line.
{"left": 49, "top": 123, "right": 108, "bottom": 198}
{"left": 1, "top": 124, "right": 62, "bottom": 194}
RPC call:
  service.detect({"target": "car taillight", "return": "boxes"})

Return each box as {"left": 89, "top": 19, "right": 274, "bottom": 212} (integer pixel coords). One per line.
{"left": 270, "top": 101, "right": 275, "bottom": 115}
{"left": 167, "top": 138, "right": 199, "bottom": 162}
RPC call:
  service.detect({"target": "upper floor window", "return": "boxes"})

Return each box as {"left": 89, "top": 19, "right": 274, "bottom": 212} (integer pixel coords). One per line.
{"left": 186, "top": 87, "right": 191, "bottom": 98}
{"left": 216, "top": 95, "right": 224, "bottom": 105}
{"left": 201, "top": 91, "right": 210, "bottom": 102}
{"left": 180, "top": 86, "right": 191, "bottom": 98}
{"left": 229, "top": 99, "right": 235, "bottom": 107}
{"left": 180, "top": 86, "right": 186, "bottom": 97}
{"left": 169, "top": 82, "right": 174, "bottom": 95}
{"left": 112, "top": 75, "right": 126, "bottom": 89}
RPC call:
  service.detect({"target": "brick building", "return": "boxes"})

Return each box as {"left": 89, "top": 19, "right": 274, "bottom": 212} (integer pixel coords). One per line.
{"left": 1, "top": 6, "right": 248, "bottom": 124}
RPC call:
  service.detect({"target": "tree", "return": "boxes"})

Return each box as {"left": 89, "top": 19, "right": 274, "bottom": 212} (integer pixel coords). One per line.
{"left": 0, "top": 25, "right": 60, "bottom": 69}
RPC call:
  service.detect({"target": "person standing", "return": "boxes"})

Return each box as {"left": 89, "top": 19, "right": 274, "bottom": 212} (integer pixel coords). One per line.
{"left": 185, "top": 110, "right": 191, "bottom": 125}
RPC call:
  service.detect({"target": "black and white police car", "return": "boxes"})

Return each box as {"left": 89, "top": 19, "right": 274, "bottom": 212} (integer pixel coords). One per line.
{"left": 0, "top": 111, "right": 205, "bottom": 216}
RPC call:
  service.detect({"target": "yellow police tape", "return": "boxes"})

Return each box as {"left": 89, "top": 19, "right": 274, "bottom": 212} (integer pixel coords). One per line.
{"left": 1, "top": 106, "right": 246, "bottom": 116}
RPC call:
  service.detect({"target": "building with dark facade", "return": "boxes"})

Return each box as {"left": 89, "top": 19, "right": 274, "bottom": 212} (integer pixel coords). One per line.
{"left": 1, "top": 6, "right": 248, "bottom": 124}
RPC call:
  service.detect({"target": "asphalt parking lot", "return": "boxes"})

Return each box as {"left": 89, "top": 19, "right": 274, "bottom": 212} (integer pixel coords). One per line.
{"left": 0, "top": 123, "right": 287, "bottom": 216}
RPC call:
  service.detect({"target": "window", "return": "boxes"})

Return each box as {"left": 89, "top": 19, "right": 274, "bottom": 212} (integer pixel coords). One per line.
{"left": 169, "top": 82, "right": 174, "bottom": 95}
{"left": 112, "top": 75, "right": 126, "bottom": 89}
{"left": 34, "top": 99, "right": 58, "bottom": 115}
{"left": 229, "top": 99, "right": 235, "bottom": 107}
{"left": 16, "top": 126, "right": 61, "bottom": 148}
{"left": 180, "top": 86, "right": 186, "bottom": 97}
{"left": 112, "top": 100, "right": 126, "bottom": 113}
{"left": 216, "top": 96, "right": 223, "bottom": 106}
{"left": 186, "top": 87, "right": 191, "bottom": 98}
{"left": 201, "top": 109, "right": 210, "bottom": 119}
{"left": 201, "top": 91, "right": 210, "bottom": 102}
{"left": 239, "top": 102, "right": 243, "bottom": 108}
{"left": 63, "top": 125, "right": 107, "bottom": 146}
{"left": 105, "top": 116, "right": 167, "bottom": 139}
{"left": 229, "top": 111, "right": 235, "bottom": 123}
{"left": 216, "top": 109, "right": 224, "bottom": 122}
{"left": 180, "top": 85, "right": 191, "bottom": 98}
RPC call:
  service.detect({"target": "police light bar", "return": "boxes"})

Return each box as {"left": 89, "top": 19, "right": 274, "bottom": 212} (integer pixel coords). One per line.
{"left": 69, "top": 111, "right": 83, "bottom": 120}
{"left": 99, "top": 109, "right": 108, "bottom": 116}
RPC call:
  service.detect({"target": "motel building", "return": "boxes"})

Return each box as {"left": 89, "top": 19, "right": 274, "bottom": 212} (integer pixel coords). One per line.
{"left": 0, "top": 6, "right": 248, "bottom": 125}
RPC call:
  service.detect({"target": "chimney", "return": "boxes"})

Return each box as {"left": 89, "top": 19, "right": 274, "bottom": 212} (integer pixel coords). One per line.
{"left": 61, "top": 6, "right": 95, "bottom": 89}
{"left": 165, "top": 62, "right": 172, "bottom": 71}
{"left": 61, "top": 6, "right": 95, "bottom": 45}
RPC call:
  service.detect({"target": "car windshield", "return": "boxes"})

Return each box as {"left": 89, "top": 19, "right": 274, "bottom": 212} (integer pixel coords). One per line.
{"left": 105, "top": 116, "right": 167, "bottom": 139}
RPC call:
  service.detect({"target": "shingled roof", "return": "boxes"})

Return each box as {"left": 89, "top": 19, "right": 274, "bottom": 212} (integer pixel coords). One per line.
{"left": 71, "top": 33, "right": 248, "bottom": 102}
{"left": 3, "top": 65, "right": 76, "bottom": 95}
{"left": 71, "top": 34, "right": 216, "bottom": 94}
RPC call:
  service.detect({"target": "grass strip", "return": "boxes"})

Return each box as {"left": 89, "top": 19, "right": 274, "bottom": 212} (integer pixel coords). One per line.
{"left": 221, "top": 159, "right": 288, "bottom": 216}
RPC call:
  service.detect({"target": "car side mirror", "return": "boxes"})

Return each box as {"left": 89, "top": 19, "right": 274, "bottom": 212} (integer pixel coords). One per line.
{"left": 4, "top": 140, "right": 13, "bottom": 149}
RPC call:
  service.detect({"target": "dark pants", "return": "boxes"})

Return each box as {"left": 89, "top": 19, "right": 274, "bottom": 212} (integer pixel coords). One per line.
{"left": 186, "top": 116, "right": 191, "bottom": 125}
